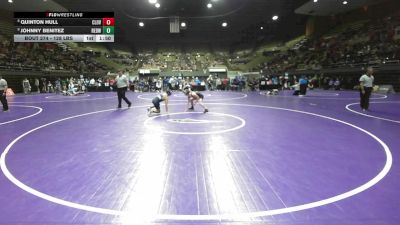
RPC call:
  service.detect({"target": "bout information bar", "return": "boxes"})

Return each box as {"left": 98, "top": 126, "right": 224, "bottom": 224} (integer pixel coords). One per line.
{"left": 13, "top": 12, "right": 114, "bottom": 43}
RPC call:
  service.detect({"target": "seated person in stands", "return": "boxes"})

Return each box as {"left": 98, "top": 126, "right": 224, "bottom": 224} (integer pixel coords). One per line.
{"left": 231, "top": 78, "right": 239, "bottom": 91}
{"left": 156, "top": 78, "right": 162, "bottom": 91}
{"left": 89, "top": 78, "right": 96, "bottom": 86}
{"left": 248, "top": 78, "right": 258, "bottom": 91}
{"left": 195, "top": 77, "right": 201, "bottom": 86}
{"left": 222, "top": 77, "right": 229, "bottom": 90}
{"left": 55, "top": 78, "right": 61, "bottom": 94}
{"left": 47, "top": 81, "right": 53, "bottom": 93}
{"left": 334, "top": 79, "right": 341, "bottom": 90}
{"left": 259, "top": 76, "right": 267, "bottom": 90}
{"left": 328, "top": 79, "right": 334, "bottom": 89}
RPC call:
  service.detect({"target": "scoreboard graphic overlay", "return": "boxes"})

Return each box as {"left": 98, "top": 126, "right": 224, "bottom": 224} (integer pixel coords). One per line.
{"left": 14, "top": 12, "right": 114, "bottom": 42}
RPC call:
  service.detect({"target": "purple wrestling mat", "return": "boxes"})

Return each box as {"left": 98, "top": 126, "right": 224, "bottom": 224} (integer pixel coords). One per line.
{"left": 0, "top": 90, "right": 399, "bottom": 225}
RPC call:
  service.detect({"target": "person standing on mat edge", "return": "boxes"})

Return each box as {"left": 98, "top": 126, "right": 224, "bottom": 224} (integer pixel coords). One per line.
{"left": 115, "top": 70, "right": 132, "bottom": 109}
{"left": 0, "top": 75, "right": 9, "bottom": 112}
{"left": 359, "top": 67, "right": 374, "bottom": 111}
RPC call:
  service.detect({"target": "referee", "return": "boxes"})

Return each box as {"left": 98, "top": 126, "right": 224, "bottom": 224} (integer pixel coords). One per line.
{"left": 115, "top": 71, "right": 132, "bottom": 109}
{"left": 359, "top": 67, "right": 374, "bottom": 111}
{"left": 0, "top": 75, "right": 9, "bottom": 112}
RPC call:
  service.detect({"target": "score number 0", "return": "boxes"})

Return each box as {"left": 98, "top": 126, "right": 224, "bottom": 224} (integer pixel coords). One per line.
{"left": 102, "top": 18, "right": 115, "bottom": 26}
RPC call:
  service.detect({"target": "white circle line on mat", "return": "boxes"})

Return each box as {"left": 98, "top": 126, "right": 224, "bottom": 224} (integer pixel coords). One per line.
{"left": 143, "top": 111, "right": 246, "bottom": 135}
{"left": 260, "top": 92, "right": 387, "bottom": 100}
{"left": 9, "top": 96, "right": 115, "bottom": 104}
{"left": 45, "top": 94, "right": 91, "bottom": 99}
{"left": 138, "top": 93, "right": 247, "bottom": 102}
{"left": 345, "top": 101, "right": 400, "bottom": 124}
{"left": 0, "top": 105, "right": 43, "bottom": 126}
{"left": 0, "top": 103, "right": 392, "bottom": 221}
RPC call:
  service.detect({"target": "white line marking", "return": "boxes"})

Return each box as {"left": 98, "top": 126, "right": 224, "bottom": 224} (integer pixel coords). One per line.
{"left": 144, "top": 112, "right": 245, "bottom": 135}
{"left": 8, "top": 94, "right": 53, "bottom": 98}
{"left": 138, "top": 93, "right": 247, "bottom": 102}
{"left": 0, "top": 105, "right": 43, "bottom": 126}
{"left": 166, "top": 118, "right": 223, "bottom": 124}
{"left": 45, "top": 94, "right": 91, "bottom": 99}
{"left": 0, "top": 103, "right": 392, "bottom": 221}
{"left": 261, "top": 92, "right": 387, "bottom": 100}
{"left": 345, "top": 101, "right": 400, "bottom": 124}
{"left": 9, "top": 96, "right": 115, "bottom": 104}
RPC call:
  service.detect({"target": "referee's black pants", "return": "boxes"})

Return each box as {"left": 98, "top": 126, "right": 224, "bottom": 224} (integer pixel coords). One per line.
{"left": 117, "top": 87, "right": 131, "bottom": 107}
{"left": 360, "top": 87, "right": 372, "bottom": 110}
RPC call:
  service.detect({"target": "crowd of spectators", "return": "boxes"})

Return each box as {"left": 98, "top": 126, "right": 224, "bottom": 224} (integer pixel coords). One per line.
{"left": 137, "top": 51, "right": 227, "bottom": 72}
{"left": 18, "top": 76, "right": 119, "bottom": 94}
{"left": 133, "top": 11, "right": 400, "bottom": 74}
{"left": 105, "top": 53, "right": 137, "bottom": 67}
{"left": 131, "top": 75, "right": 243, "bottom": 92}
{"left": 259, "top": 12, "right": 400, "bottom": 74}
{"left": 17, "top": 71, "right": 362, "bottom": 96}
{"left": 4, "top": 12, "right": 399, "bottom": 94}
{"left": 0, "top": 35, "right": 110, "bottom": 72}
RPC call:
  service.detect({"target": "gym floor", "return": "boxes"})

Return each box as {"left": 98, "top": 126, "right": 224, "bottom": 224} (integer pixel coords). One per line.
{"left": 0, "top": 90, "right": 399, "bottom": 225}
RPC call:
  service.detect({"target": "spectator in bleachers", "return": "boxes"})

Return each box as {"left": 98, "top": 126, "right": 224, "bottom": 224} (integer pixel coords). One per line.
{"left": 222, "top": 77, "right": 229, "bottom": 91}
{"left": 329, "top": 79, "right": 334, "bottom": 90}
{"left": 216, "top": 77, "right": 222, "bottom": 90}
{"left": 334, "top": 78, "right": 341, "bottom": 90}
{"left": 41, "top": 77, "right": 47, "bottom": 93}
{"left": 89, "top": 78, "right": 95, "bottom": 87}
{"left": 55, "top": 78, "right": 61, "bottom": 94}
{"left": 47, "top": 81, "right": 53, "bottom": 93}
{"left": 34, "top": 78, "right": 40, "bottom": 93}
{"left": 257, "top": 12, "right": 400, "bottom": 76}
{"left": 156, "top": 78, "right": 162, "bottom": 91}
{"left": 195, "top": 77, "right": 201, "bottom": 86}
{"left": 206, "top": 75, "right": 213, "bottom": 91}
{"left": 22, "top": 78, "right": 31, "bottom": 94}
